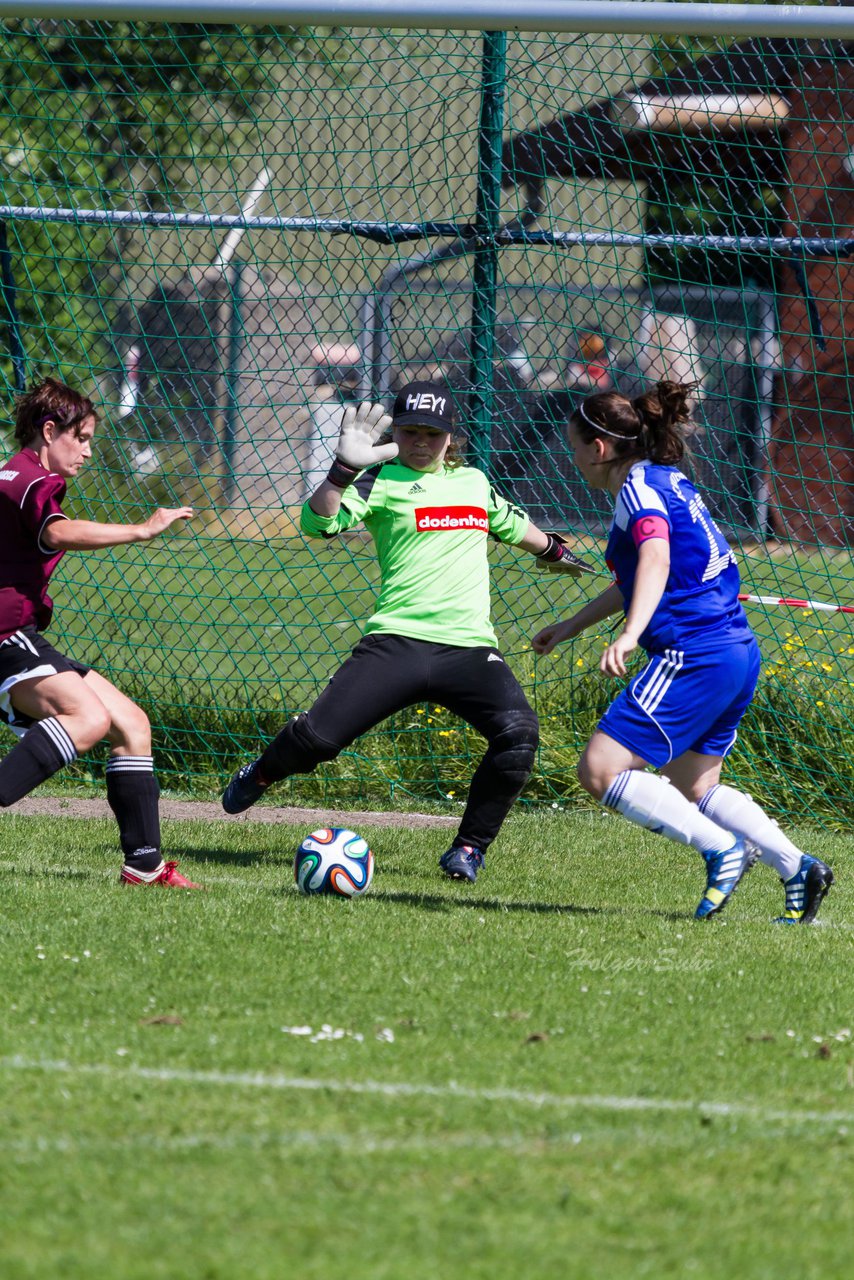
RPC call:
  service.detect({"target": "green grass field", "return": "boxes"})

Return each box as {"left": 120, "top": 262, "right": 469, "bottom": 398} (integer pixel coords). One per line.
{"left": 2, "top": 808, "right": 852, "bottom": 1279}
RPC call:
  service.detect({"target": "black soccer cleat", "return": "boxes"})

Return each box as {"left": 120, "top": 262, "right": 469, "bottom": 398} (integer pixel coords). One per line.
{"left": 775, "top": 854, "right": 834, "bottom": 924}
{"left": 222, "top": 759, "right": 268, "bottom": 814}
{"left": 439, "top": 843, "right": 485, "bottom": 884}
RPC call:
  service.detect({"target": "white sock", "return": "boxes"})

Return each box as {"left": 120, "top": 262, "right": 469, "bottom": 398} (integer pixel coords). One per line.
{"left": 603, "top": 770, "right": 736, "bottom": 854}
{"left": 121, "top": 860, "right": 166, "bottom": 882}
{"left": 698, "top": 784, "right": 802, "bottom": 879}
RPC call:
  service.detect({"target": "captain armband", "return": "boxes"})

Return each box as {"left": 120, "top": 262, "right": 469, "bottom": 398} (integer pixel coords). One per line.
{"left": 631, "top": 515, "right": 670, "bottom": 547}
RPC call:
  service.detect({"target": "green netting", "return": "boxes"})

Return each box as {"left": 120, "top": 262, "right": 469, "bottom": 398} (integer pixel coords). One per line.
{"left": 1, "top": 15, "right": 852, "bottom": 820}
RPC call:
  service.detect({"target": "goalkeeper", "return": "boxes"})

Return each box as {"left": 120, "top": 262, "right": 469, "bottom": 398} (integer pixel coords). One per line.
{"left": 223, "top": 381, "right": 590, "bottom": 883}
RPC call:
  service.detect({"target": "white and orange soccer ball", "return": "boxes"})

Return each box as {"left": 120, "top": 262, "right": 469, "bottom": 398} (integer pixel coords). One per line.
{"left": 294, "top": 828, "right": 374, "bottom": 897}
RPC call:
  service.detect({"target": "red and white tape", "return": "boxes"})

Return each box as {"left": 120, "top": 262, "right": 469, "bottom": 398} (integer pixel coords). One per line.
{"left": 738, "top": 593, "right": 854, "bottom": 616}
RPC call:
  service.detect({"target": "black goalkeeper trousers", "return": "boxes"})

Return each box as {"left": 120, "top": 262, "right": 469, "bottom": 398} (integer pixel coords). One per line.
{"left": 260, "top": 634, "right": 540, "bottom": 850}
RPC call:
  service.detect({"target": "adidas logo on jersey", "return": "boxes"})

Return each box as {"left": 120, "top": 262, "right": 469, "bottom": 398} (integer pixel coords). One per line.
{"left": 408, "top": 482, "right": 426, "bottom": 494}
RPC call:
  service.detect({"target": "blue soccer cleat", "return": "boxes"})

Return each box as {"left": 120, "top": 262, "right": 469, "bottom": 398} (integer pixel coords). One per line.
{"left": 695, "top": 838, "right": 758, "bottom": 920}
{"left": 775, "top": 854, "right": 834, "bottom": 925}
{"left": 439, "top": 843, "right": 485, "bottom": 884}
{"left": 222, "top": 759, "right": 268, "bottom": 814}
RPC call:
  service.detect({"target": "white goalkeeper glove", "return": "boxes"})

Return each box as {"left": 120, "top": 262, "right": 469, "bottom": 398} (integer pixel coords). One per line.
{"left": 326, "top": 402, "right": 397, "bottom": 488}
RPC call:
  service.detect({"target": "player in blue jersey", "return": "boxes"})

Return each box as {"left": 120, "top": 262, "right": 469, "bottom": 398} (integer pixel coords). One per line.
{"left": 533, "top": 380, "right": 833, "bottom": 923}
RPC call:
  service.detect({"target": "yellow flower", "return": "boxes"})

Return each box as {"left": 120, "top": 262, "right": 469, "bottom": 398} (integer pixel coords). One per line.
{"left": 576, "top": 659, "right": 584, "bottom": 667}
{"left": 817, "top": 701, "right": 825, "bottom": 707}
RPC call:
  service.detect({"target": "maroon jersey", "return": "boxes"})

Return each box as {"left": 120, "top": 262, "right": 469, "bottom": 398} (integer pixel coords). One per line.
{"left": 0, "top": 448, "right": 68, "bottom": 640}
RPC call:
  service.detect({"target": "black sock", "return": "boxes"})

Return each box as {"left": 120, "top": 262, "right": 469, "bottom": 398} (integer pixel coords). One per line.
{"left": 106, "top": 755, "right": 162, "bottom": 872}
{"left": 0, "top": 718, "right": 77, "bottom": 807}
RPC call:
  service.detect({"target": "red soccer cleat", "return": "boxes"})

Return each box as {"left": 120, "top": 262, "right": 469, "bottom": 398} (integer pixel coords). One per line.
{"left": 120, "top": 860, "right": 204, "bottom": 889}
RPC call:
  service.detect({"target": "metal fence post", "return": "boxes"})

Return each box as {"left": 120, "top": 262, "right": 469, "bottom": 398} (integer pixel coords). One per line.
{"left": 468, "top": 30, "right": 506, "bottom": 472}
{"left": 0, "top": 221, "right": 27, "bottom": 393}
{"left": 222, "top": 261, "right": 244, "bottom": 503}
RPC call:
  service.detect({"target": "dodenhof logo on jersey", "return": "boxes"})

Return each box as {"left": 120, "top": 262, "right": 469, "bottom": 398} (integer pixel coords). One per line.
{"left": 414, "top": 505, "right": 489, "bottom": 533}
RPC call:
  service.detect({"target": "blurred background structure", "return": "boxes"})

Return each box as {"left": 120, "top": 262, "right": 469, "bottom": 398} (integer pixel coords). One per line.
{"left": 0, "top": 3, "right": 852, "bottom": 815}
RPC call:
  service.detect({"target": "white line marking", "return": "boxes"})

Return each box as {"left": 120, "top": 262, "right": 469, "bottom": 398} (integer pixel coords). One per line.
{"left": 2, "top": 1056, "right": 851, "bottom": 1126}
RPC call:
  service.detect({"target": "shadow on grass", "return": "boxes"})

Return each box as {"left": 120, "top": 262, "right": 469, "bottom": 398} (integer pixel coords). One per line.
{"left": 0, "top": 863, "right": 104, "bottom": 882}
{"left": 165, "top": 844, "right": 285, "bottom": 867}
{"left": 0, "top": 856, "right": 696, "bottom": 923}
{"left": 374, "top": 889, "right": 694, "bottom": 923}
{"left": 373, "top": 888, "right": 604, "bottom": 917}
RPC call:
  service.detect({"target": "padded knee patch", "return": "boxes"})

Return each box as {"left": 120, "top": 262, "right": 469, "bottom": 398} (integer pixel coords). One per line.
{"left": 260, "top": 712, "right": 343, "bottom": 781}
{"left": 488, "top": 710, "right": 539, "bottom": 784}
{"left": 289, "top": 713, "right": 342, "bottom": 767}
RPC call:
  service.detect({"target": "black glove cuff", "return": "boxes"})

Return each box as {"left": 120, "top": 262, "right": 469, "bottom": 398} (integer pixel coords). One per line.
{"left": 326, "top": 459, "right": 361, "bottom": 490}
{"left": 536, "top": 533, "right": 566, "bottom": 563}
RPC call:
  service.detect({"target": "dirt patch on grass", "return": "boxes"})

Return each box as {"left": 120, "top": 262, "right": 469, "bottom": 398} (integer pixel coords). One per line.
{"left": 8, "top": 796, "right": 457, "bottom": 829}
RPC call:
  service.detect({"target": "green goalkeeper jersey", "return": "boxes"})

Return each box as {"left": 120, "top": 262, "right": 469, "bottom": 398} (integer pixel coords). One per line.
{"left": 300, "top": 461, "right": 530, "bottom": 648}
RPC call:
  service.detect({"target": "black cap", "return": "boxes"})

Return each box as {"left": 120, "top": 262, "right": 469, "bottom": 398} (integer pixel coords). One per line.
{"left": 391, "top": 381, "right": 455, "bottom": 430}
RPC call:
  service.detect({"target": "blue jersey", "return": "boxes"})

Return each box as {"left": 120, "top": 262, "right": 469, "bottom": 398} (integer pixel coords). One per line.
{"left": 605, "top": 462, "right": 752, "bottom": 654}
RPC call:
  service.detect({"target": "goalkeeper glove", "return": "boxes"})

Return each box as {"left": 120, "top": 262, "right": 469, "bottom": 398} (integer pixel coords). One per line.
{"left": 326, "top": 402, "right": 397, "bottom": 489}
{"left": 536, "top": 532, "right": 597, "bottom": 577}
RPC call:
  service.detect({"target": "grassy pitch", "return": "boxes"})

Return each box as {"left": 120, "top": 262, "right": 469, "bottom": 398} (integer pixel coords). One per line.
{"left": 1, "top": 808, "right": 852, "bottom": 1279}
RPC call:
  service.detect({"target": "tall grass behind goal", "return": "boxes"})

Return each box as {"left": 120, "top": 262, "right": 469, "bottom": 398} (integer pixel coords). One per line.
{"left": 0, "top": 3, "right": 852, "bottom": 820}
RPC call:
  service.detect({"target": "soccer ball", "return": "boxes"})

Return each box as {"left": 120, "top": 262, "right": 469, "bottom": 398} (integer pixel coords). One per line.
{"left": 294, "top": 827, "right": 374, "bottom": 897}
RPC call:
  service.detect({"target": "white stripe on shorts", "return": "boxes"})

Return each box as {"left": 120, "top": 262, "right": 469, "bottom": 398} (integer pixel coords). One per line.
{"left": 1, "top": 629, "right": 40, "bottom": 656}
{"left": 633, "top": 649, "right": 684, "bottom": 716}
{"left": 0, "top": 664, "right": 61, "bottom": 734}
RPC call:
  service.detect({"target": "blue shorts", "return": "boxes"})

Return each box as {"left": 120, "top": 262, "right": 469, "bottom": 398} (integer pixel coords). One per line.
{"left": 597, "top": 638, "right": 761, "bottom": 767}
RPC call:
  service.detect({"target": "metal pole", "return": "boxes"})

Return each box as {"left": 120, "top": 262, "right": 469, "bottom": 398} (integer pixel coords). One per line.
{"left": 0, "top": 3, "right": 852, "bottom": 40}
{"left": 0, "top": 222, "right": 27, "bottom": 392}
{"left": 222, "top": 261, "right": 244, "bottom": 504}
{"left": 468, "top": 30, "right": 506, "bottom": 473}
{"left": 753, "top": 294, "right": 778, "bottom": 539}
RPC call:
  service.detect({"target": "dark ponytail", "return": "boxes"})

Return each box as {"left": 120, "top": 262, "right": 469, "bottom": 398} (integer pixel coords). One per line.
{"left": 570, "top": 379, "right": 697, "bottom": 467}
{"left": 631, "top": 380, "right": 695, "bottom": 464}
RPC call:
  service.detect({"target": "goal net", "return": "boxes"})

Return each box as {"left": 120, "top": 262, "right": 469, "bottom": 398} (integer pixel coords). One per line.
{"left": 1, "top": 6, "right": 852, "bottom": 819}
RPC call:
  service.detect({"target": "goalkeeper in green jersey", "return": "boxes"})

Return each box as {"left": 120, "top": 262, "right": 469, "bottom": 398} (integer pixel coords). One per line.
{"left": 223, "top": 381, "right": 590, "bottom": 883}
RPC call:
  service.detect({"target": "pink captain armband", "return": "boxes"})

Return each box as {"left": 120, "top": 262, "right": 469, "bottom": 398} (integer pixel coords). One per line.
{"left": 631, "top": 515, "right": 670, "bottom": 547}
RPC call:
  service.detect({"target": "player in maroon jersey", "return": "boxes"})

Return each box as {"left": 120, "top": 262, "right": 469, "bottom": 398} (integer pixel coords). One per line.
{"left": 0, "top": 377, "right": 202, "bottom": 888}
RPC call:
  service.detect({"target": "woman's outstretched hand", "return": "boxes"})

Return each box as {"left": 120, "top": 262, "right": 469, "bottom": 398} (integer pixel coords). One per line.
{"left": 599, "top": 631, "right": 638, "bottom": 677}
{"left": 532, "top": 618, "right": 577, "bottom": 656}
